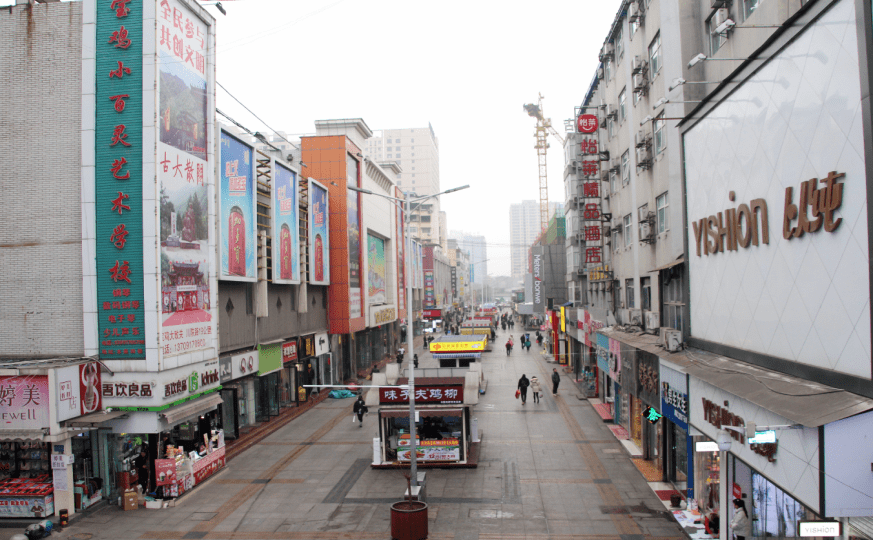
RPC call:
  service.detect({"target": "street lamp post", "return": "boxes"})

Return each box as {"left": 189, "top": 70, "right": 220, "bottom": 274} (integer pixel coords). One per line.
{"left": 349, "top": 183, "right": 469, "bottom": 488}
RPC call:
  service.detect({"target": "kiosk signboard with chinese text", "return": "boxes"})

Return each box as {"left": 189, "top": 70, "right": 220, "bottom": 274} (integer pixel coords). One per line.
{"left": 379, "top": 385, "right": 464, "bottom": 405}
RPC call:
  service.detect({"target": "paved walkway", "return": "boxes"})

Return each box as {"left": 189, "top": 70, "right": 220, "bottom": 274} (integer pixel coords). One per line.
{"left": 23, "top": 323, "right": 687, "bottom": 540}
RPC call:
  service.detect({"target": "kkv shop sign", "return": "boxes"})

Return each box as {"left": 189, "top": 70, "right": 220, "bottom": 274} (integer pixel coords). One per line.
{"left": 56, "top": 362, "right": 103, "bottom": 422}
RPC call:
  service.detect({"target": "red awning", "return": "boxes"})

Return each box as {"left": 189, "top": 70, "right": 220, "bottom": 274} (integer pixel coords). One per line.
{"left": 380, "top": 409, "right": 463, "bottom": 419}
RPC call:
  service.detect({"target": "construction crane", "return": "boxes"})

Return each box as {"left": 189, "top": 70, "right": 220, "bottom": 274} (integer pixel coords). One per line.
{"left": 523, "top": 93, "right": 565, "bottom": 232}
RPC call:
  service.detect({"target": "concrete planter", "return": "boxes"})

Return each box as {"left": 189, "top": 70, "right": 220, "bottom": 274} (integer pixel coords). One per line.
{"left": 390, "top": 500, "right": 428, "bottom": 540}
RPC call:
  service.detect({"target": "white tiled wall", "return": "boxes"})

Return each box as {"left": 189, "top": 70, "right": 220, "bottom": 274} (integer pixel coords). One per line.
{"left": 684, "top": 0, "right": 870, "bottom": 379}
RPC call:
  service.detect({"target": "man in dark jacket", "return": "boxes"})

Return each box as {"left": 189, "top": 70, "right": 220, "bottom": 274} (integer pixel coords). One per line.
{"left": 353, "top": 396, "right": 368, "bottom": 428}
{"left": 551, "top": 368, "right": 561, "bottom": 397}
{"left": 517, "top": 374, "right": 530, "bottom": 405}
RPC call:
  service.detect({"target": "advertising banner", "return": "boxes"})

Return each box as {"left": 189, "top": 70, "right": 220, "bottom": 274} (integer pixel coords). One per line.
{"left": 608, "top": 338, "right": 622, "bottom": 382}
{"left": 193, "top": 446, "right": 225, "bottom": 484}
{"left": 95, "top": 0, "right": 146, "bottom": 359}
{"left": 596, "top": 333, "right": 609, "bottom": 373}
{"left": 430, "top": 339, "right": 487, "bottom": 352}
{"left": 100, "top": 359, "right": 220, "bottom": 410}
{"left": 347, "top": 158, "right": 362, "bottom": 319}
{"left": 379, "top": 385, "right": 463, "bottom": 405}
{"left": 0, "top": 376, "right": 49, "bottom": 430}
{"left": 309, "top": 179, "right": 330, "bottom": 285}
{"left": 155, "top": 459, "right": 177, "bottom": 486}
{"left": 157, "top": 0, "right": 214, "bottom": 358}
{"left": 282, "top": 339, "right": 298, "bottom": 364}
{"left": 258, "top": 343, "right": 282, "bottom": 376}
{"left": 56, "top": 362, "right": 103, "bottom": 422}
{"left": 395, "top": 190, "right": 405, "bottom": 309}
{"left": 424, "top": 271, "right": 435, "bottom": 308}
{"left": 397, "top": 438, "right": 460, "bottom": 462}
{"left": 218, "top": 130, "right": 256, "bottom": 281}
{"left": 368, "top": 235, "right": 387, "bottom": 305}
{"left": 0, "top": 495, "right": 53, "bottom": 518}
{"left": 272, "top": 162, "right": 300, "bottom": 284}
{"left": 532, "top": 247, "right": 544, "bottom": 313}
{"left": 219, "top": 350, "right": 259, "bottom": 383}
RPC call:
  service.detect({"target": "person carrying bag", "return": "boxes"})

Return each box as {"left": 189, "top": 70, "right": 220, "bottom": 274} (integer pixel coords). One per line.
{"left": 353, "top": 396, "right": 368, "bottom": 428}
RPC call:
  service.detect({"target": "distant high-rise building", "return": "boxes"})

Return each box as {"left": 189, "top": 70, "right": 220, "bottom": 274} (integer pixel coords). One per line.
{"left": 509, "top": 200, "right": 563, "bottom": 279}
{"left": 364, "top": 124, "right": 442, "bottom": 247}
{"left": 449, "top": 232, "right": 488, "bottom": 284}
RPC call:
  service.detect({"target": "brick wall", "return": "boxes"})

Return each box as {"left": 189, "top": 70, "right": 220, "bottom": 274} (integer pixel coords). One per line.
{"left": 0, "top": 3, "right": 84, "bottom": 357}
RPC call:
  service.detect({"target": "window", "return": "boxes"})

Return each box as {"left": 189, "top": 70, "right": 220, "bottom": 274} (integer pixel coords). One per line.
{"left": 621, "top": 150, "right": 630, "bottom": 185}
{"left": 641, "top": 277, "right": 651, "bottom": 311}
{"left": 626, "top": 278, "right": 635, "bottom": 308}
{"left": 610, "top": 170, "right": 618, "bottom": 194}
{"left": 649, "top": 32, "right": 661, "bottom": 76}
{"left": 396, "top": 154, "right": 402, "bottom": 159}
{"left": 656, "top": 192, "right": 669, "bottom": 233}
{"left": 608, "top": 117, "right": 615, "bottom": 139}
{"left": 387, "top": 154, "right": 392, "bottom": 158}
{"left": 619, "top": 88, "right": 627, "bottom": 123}
{"left": 742, "top": 0, "right": 760, "bottom": 21}
{"left": 387, "top": 139, "right": 392, "bottom": 143}
{"left": 605, "top": 59, "right": 612, "bottom": 82}
{"left": 623, "top": 214, "right": 632, "bottom": 246}
{"left": 709, "top": 17, "right": 726, "bottom": 53}
{"left": 386, "top": 147, "right": 392, "bottom": 151}
{"left": 630, "top": 18, "right": 639, "bottom": 38}
{"left": 411, "top": 138, "right": 415, "bottom": 142}
{"left": 662, "top": 266, "right": 685, "bottom": 332}
{"left": 654, "top": 113, "right": 666, "bottom": 155}
{"left": 615, "top": 27, "right": 624, "bottom": 64}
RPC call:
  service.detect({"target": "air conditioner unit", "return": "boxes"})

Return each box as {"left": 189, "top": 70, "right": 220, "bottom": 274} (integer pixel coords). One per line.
{"left": 635, "top": 131, "right": 647, "bottom": 148}
{"left": 597, "top": 67, "right": 604, "bottom": 80}
{"left": 628, "top": 2, "right": 640, "bottom": 21}
{"left": 645, "top": 311, "right": 660, "bottom": 330}
{"left": 633, "top": 73, "right": 647, "bottom": 91}
{"left": 605, "top": 104, "right": 617, "bottom": 118}
{"left": 609, "top": 158, "right": 620, "bottom": 172}
{"left": 639, "top": 220, "right": 653, "bottom": 240}
{"left": 600, "top": 42, "right": 615, "bottom": 60}
{"left": 638, "top": 206, "right": 650, "bottom": 222}
{"left": 636, "top": 146, "right": 649, "bottom": 164}
{"left": 662, "top": 327, "right": 682, "bottom": 352}
{"left": 628, "top": 309, "right": 642, "bottom": 326}
{"left": 714, "top": 8, "right": 729, "bottom": 28}
{"left": 631, "top": 55, "right": 645, "bottom": 74}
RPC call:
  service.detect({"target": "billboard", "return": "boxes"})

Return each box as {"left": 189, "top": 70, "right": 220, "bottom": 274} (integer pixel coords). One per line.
{"left": 424, "top": 270, "right": 435, "bottom": 308}
{"left": 347, "top": 156, "right": 362, "bottom": 319}
{"left": 55, "top": 362, "right": 103, "bottom": 422}
{"left": 309, "top": 179, "right": 330, "bottom": 285}
{"left": 157, "top": 0, "right": 214, "bottom": 357}
{"left": 532, "top": 246, "right": 544, "bottom": 313}
{"left": 218, "top": 130, "right": 256, "bottom": 281}
{"left": 0, "top": 376, "right": 49, "bottom": 430}
{"left": 368, "top": 235, "right": 387, "bottom": 304}
{"left": 95, "top": 0, "right": 146, "bottom": 359}
{"left": 272, "top": 162, "right": 300, "bottom": 284}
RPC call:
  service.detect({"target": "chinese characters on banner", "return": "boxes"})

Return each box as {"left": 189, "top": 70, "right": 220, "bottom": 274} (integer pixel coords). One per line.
{"left": 0, "top": 376, "right": 50, "bottom": 429}
{"left": 272, "top": 162, "right": 300, "bottom": 284}
{"left": 309, "top": 179, "right": 330, "bottom": 286}
{"left": 158, "top": 0, "right": 214, "bottom": 357}
{"left": 424, "top": 271, "right": 435, "bottom": 308}
{"left": 378, "top": 385, "right": 464, "bottom": 404}
{"left": 96, "top": 0, "right": 146, "bottom": 359}
{"left": 219, "top": 131, "right": 256, "bottom": 280}
{"left": 579, "top": 129, "right": 605, "bottom": 275}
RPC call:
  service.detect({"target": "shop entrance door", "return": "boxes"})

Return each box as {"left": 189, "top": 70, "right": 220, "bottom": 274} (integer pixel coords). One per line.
{"left": 220, "top": 388, "right": 238, "bottom": 439}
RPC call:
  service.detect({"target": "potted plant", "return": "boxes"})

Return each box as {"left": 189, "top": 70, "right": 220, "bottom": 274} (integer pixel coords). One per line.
{"left": 389, "top": 472, "right": 428, "bottom": 540}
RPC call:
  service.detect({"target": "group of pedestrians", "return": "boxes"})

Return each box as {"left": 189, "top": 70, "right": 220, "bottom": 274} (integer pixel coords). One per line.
{"left": 516, "top": 368, "right": 561, "bottom": 404}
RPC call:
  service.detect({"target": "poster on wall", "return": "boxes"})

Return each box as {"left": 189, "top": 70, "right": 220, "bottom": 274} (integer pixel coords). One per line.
{"left": 347, "top": 156, "right": 362, "bottom": 319}
{"left": 272, "top": 162, "right": 299, "bottom": 284}
{"left": 308, "top": 178, "right": 330, "bottom": 285}
{"left": 218, "top": 130, "right": 256, "bottom": 281}
{"left": 157, "top": 0, "right": 215, "bottom": 358}
{"left": 0, "top": 376, "right": 49, "bottom": 430}
{"left": 94, "top": 0, "right": 146, "bottom": 360}
{"left": 55, "top": 363, "right": 102, "bottom": 422}
{"left": 368, "top": 235, "right": 387, "bottom": 305}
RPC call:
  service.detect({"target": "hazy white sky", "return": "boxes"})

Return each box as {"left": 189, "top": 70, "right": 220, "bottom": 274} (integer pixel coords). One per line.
{"left": 208, "top": 0, "right": 621, "bottom": 275}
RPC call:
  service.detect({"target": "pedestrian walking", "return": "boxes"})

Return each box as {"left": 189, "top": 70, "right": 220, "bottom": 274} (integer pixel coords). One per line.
{"left": 730, "top": 499, "right": 750, "bottom": 540}
{"left": 530, "top": 376, "right": 541, "bottom": 403}
{"left": 525, "top": 338, "right": 531, "bottom": 352}
{"left": 353, "top": 395, "right": 368, "bottom": 428}
{"left": 413, "top": 354, "right": 419, "bottom": 368}
{"left": 517, "top": 374, "right": 530, "bottom": 405}
{"left": 551, "top": 368, "right": 561, "bottom": 396}
{"left": 505, "top": 339, "right": 512, "bottom": 356}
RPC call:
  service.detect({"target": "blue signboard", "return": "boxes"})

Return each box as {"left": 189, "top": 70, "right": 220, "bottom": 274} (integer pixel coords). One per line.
{"left": 596, "top": 333, "right": 609, "bottom": 373}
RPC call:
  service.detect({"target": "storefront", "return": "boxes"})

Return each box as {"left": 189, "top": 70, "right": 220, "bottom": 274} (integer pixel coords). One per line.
{"left": 280, "top": 339, "right": 300, "bottom": 407}
{"left": 595, "top": 333, "right": 611, "bottom": 408}
{"left": 371, "top": 377, "right": 476, "bottom": 467}
{"left": 101, "top": 358, "right": 226, "bottom": 500}
{"left": 659, "top": 361, "right": 690, "bottom": 497}
{"left": 635, "top": 351, "right": 660, "bottom": 465}
{"left": 218, "top": 349, "right": 260, "bottom": 438}
{"left": 429, "top": 335, "right": 488, "bottom": 368}
{"left": 256, "top": 343, "right": 283, "bottom": 422}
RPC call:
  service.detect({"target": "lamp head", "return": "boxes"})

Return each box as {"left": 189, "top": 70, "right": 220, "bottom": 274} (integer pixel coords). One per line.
{"left": 640, "top": 115, "right": 653, "bottom": 126}
{"left": 668, "top": 78, "right": 687, "bottom": 92}
{"left": 653, "top": 97, "right": 668, "bottom": 108}
{"left": 715, "top": 19, "right": 736, "bottom": 34}
{"left": 215, "top": 2, "right": 226, "bottom": 15}
{"left": 688, "top": 53, "right": 707, "bottom": 68}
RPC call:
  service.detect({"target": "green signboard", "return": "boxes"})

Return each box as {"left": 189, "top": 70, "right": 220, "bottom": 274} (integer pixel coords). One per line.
{"left": 258, "top": 343, "right": 282, "bottom": 376}
{"left": 96, "top": 0, "right": 145, "bottom": 359}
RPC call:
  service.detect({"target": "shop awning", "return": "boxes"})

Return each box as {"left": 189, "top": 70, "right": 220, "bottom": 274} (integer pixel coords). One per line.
{"left": 0, "top": 430, "right": 45, "bottom": 441}
{"left": 63, "top": 410, "right": 129, "bottom": 428}
{"left": 161, "top": 392, "right": 224, "bottom": 426}
{"left": 380, "top": 409, "right": 463, "bottom": 419}
{"left": 649, "top": 256, "right": 685, "bottom": 273}
{"left": 432, "top": 352, "right": 481, "bottom": 360}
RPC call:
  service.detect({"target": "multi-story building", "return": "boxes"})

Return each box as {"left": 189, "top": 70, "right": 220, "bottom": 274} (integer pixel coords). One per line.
{"left": 509, "top": 200, "right": 563, "bottom": 279}
{"left": 364, "top": 124, "right": 443, "bottom": 247}
{"left": 567, "top": 0, "right": 873, "bottom": 535}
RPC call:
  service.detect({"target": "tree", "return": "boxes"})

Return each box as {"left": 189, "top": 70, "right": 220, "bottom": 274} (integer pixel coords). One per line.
{"left": 159, "top": 186, "right": 175, "bottom": 240}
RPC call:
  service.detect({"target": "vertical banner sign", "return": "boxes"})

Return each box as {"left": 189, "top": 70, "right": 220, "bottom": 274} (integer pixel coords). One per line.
{"left": 272, "top": 162, "right": 299, "bottom": 284}
{"left": 450, "top": 267, "right": 457, "bottom": 297}
{"left": 577, "top": 114, "right": 604, "bottom": 274}
{"left": 157, "top": 0, "right": 214, "bottom": 356}
{"left": 309, "top": 179, "right": 330, "bottom": 285}
{"left": 367, "top": 235, "right": 387, "bottom": 304}
{"left": 219, "top": 130, "right": 256, "bottom": 281}
{"left": 395, "top": 189, "right": 404, "bottom": 309}
{"left": 347, "top": 156, "right": 362, "bottom": 319}
{"left": 424, "top": 270, "right": 435, "bottom": 308}
{"left": 96, "top": 0, "right": 146, "bottom": 359}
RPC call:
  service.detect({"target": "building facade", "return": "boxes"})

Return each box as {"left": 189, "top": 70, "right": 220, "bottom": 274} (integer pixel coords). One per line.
{"left": 509, "top": 200, "right": 563, "bottom": 279}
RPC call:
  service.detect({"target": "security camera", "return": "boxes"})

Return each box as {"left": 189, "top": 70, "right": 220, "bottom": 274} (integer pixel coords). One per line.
{"left": 716, "top": 430, "right": 733, "bottom": 451}
{"left": 286, "top": 154, "right": 294, "bottom": 162}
